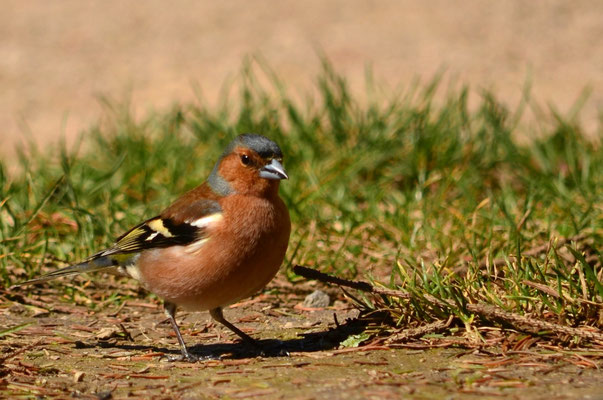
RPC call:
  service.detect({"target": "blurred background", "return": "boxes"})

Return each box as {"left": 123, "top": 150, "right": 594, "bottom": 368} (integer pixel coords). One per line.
{"left": 1, "top": 0, "right": 602, "bottom": 156}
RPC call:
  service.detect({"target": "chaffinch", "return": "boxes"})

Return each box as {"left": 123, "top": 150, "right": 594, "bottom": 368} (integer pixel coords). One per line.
{"left": 19, "top": 133, "right": 291, "bottom": 361}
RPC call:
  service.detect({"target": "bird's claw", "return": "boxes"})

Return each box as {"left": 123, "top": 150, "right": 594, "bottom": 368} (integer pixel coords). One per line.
{"left": 247, "top": 340, "right": 289, "bottom": 357}
{"left": 270, "top": 340, "right": 290, "bottom": 357}
{"left": 162, "top": 353, "right": 201, "bottom": 363}
{"left": 275, "top": 347, "right": 290, "bottom": 357}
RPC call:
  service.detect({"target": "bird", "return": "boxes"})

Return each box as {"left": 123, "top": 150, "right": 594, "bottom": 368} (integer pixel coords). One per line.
{"left": 17, "top": 133, "right": 291, "bottom": 361}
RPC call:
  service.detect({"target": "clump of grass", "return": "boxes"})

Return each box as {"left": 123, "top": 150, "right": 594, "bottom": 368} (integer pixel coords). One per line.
{"left": 0, "top": 58, "right": 601, "bottom": 340}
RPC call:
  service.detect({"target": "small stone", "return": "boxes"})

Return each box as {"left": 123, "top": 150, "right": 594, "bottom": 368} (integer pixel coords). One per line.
{"left": 96, "top": 327, "right": 119, "bottom": 340}
{"left": 73, "top": 370, "right": 85, "bottom": 383}
{"left": 302, "top": 290, "right": 330, "bottom": 308}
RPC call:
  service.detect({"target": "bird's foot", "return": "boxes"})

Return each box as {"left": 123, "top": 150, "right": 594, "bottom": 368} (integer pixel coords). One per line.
{"left": 162, "top": 352, "right": 204, "bottom": 363}
{"left": 243, "top": 339, "right": 289, "bottom": 358}
{"left": 265, "top": 340, "right": 290, "bottom": 357}
{"left": 274, "top": 342, "right": 290, "bottom": 357}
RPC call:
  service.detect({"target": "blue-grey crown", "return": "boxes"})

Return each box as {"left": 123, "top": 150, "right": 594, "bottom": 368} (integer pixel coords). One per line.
{"left": 228, "top": 134, "right": 283, "bottom": 159}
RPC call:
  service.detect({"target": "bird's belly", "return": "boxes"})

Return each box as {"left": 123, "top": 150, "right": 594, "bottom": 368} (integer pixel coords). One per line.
{"left": 134, "top": 231, "right": 288, "bottom": 311}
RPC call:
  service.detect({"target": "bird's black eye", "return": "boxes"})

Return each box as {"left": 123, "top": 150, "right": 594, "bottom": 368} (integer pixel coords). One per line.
{"left": 240, "top": 154, "right": 251, "bottom": 166}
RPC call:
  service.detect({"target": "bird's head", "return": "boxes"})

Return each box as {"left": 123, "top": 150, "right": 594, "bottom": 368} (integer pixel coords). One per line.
{"left": 208, "top": 134, "right": 288, "bottom": 197}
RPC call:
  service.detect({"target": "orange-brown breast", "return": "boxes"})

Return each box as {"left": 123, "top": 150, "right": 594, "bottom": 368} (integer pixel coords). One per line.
{"left": 135, "top": 193, "right": 290, "bottom": 311}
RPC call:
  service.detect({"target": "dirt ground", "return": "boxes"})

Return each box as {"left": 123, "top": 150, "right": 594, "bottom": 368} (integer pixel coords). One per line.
{"left": 1, "top": 1, "right": 602, "bottom": 157}
{"left": 2, "top": 277, "right": 602, "bottom": 400}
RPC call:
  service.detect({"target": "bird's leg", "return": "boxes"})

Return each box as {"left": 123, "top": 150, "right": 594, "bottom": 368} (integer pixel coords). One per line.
{"left": 211, "top": 307, "right": 291, "bottom": 357}
{"left": 210, "top": 307, "right": 258, "bottom": 346}
{"left": 164, "top": 302, "right": 198, "bottom": 362}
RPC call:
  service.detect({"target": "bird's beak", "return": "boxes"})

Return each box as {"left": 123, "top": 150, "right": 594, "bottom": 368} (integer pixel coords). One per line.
{"left": 259, "top": 159, "right": 289, "bottom": 180}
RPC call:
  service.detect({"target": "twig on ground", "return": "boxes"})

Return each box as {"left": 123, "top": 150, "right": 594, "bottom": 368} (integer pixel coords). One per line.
{"left": 293, "top": 265, "right": 603, "bottom": 342}
{"left": 384, "top": 316, "right": 454, "bottom": 344}
{"left": 522, "top": 280, "right": 602, "bottom": 307}
{"left": 0, "top": 339, "right": 43, "bottom": 364}
{"left": 467, "top": 303, "right": 603, "bottom": 342}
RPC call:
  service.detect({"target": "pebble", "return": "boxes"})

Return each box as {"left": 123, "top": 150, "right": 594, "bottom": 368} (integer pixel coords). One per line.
{"left": 302, "top": 290, "right": 330, "bottom": 308}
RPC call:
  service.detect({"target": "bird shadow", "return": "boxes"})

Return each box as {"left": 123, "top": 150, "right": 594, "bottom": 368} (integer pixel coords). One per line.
{"left": 75, "top": 315, "right": 371, "bottom": 360}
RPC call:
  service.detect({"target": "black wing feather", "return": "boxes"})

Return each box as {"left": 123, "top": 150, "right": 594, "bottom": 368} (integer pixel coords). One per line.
{"left": 100, "top": 199, "right": 222, "bottom": 257}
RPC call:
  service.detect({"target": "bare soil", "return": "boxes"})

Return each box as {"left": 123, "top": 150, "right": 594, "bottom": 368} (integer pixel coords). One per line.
{"left": 1, "top": 278, "right": 602, "bottom": 399}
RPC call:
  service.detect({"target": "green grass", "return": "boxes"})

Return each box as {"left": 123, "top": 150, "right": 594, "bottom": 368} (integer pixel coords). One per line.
{"left": 1, "top": 59, "right": 601, "bottom": 338}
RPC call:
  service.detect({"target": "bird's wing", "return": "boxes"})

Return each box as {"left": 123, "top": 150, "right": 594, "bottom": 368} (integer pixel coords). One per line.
{"left": 98, "top": 198, "right": 223, "bottom": 257}
{"left": 17, "top": 198, "right": 223, "bottom": 286}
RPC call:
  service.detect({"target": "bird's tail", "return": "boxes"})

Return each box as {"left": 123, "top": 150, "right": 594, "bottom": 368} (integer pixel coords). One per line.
{"left": 15, "top": 255, "right": 117, "bottom": 286}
